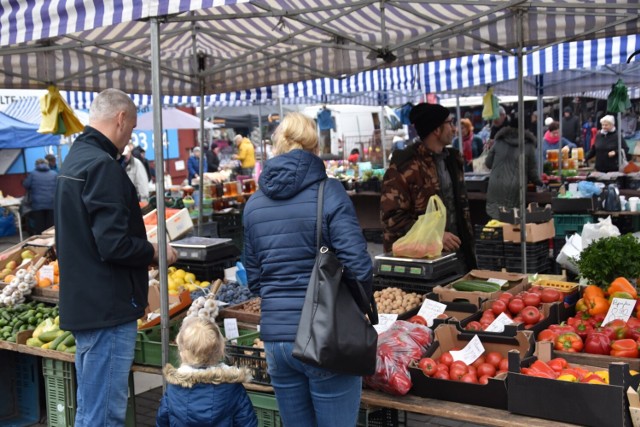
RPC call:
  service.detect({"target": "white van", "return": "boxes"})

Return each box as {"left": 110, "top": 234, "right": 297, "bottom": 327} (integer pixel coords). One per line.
{"left": 301, "top": 104, "right": 403, "bottom": 165}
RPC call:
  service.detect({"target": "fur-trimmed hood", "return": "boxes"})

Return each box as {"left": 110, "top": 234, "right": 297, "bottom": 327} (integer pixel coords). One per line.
{"left": 163, "top": 363, "right": 253, "bottom": 388}
{"left": 494, "top": 126, "right": 537, "bottom": 147}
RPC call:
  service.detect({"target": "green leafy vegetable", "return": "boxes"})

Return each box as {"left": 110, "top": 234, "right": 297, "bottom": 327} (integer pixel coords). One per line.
{"left": 574, "top": 234, "right": 640, "bottom": 288}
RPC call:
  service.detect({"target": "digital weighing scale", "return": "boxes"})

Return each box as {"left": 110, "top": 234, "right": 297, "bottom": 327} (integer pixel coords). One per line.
{"left": 170, "top": 236, "right": 240, "bottom": 262}
{"left": 374, "top": 252, "right": 463, "bottom": 280}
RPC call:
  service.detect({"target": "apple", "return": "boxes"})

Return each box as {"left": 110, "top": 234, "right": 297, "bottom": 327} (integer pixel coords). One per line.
{"left": 5, "top": 260, "right": 17, "bottom": 270}
{"left": 21, "top": 250, "right": 34, "bottom": 260}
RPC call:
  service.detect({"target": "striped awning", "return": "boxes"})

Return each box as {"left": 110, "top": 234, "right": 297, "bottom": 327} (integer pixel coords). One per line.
{"left": 0, "top": 1, "right": 638, "bottom": 97}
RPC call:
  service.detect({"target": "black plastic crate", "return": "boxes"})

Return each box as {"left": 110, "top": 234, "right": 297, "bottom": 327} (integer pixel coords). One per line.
{"left": 373, "top": 271, "right": 463, "bottom": 294}
{"left": 475, "top": 240, "right": 504, "bottom": 257}
{"left": 505, "top": 255, "right": 550, "bottom": 274}
{"left": 474, "top": 224, "right": 503, "bottom": 241}
{"left": 226, "top": 342, "right": 271, "bottom": 386}
{"left": 476, "top": 255, "right": 504, "bottom": 271}
{"left": 503, "top": 241, "right": 550, "bottom": 258}
{"left": 174, "top": 257, "right": 238, "bottom": 282}
{"left": 358, "top": 407, "right": 403, "bottom": 427}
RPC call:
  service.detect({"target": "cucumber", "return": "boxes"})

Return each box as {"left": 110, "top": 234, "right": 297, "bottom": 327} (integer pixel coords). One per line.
{"left": 452, "top": 280, "right": 502, "bottom": 293}
{"left": 39, "top": 329, "right": 63, "bottom": 343}
{"left": 50, "top": 331, "right": 72, "bottom": 351}
{"left": 62, "top": 333, "right": 75, "bottom": 347}
{"left": 65, "top": 345, "right": 76, "bottom": 354}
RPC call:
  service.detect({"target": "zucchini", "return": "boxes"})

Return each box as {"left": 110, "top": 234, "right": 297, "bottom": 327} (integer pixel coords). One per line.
{"left": 62, "top": 333, "right": 75, "bottom": 347}
{"left": 50, "top": 331, "right": 72, "bottom": 351}
{"left": 452, "top": 280, "right": 502, "bottom": 293}
{"left": 65, "top": 345, "right": 76, "bottom": 354}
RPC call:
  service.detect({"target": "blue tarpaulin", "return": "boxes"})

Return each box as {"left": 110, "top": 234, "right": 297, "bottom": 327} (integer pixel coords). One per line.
{"left": 0, "top": 112, "right": 59, "bottom": 149}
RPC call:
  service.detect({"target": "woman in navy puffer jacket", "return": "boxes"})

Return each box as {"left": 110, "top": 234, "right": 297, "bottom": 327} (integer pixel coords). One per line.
{"left": 243, "top": 112, "right": 373, "bottom": 427}
{"left": 23, "top": 158, "right": 57, "bottom": 234}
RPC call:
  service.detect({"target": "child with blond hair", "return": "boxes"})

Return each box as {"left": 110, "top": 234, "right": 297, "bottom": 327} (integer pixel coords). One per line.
{"left": 156, "top": 317, "right": 258, "bottom": 427}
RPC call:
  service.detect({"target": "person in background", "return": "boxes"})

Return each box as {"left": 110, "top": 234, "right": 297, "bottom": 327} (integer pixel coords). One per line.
{"left": 621, "top": 107, "right": 638, "bottom": 138}
{"left": 485, "top": 124, "right": 543, "bottom": 219}
{"left": 526, "top": 111, "right": 539, "bottom": 136}
{"left": 187, "top": 146, "right": 207, "bottom": 185}
{"left": 487, "top": 106, "right": 510, "bottom": 148}
{"left": 233, "top": 134, "right": 256, "bottom": 176}
{"left": 205, "top": 142, "right": 220, "bottom": 172}
{"left": 131, "top": 145, "right": 152, "bottom": 182}
{"left": 561, "top": 106, "right": 582, "bottom": 147}
{"left": 582, "top": 115, "right": 597, "bottom": 150}
{"left": 54, "top": 88, "right": 178, "bottom": 427}
{"left": 542, "top": 121, "right": 577, "bottom": 161}
{"left": 380, "top": 103, "right": 477, "bottom": 271}
{"left": 586, "top": 115, "right": 629, "bottom": 173}
{"left": 45, "top": 153, "right": 58, "bottom": 172}
{"left": 156, "top": 317, "right": 258, "bottom": 427}
{"left": 123, "top": 143, "right": 150, "bottom": 200}
{"left": 23, "top": 158, "right": 57, "bottom": 235}
{"left": 452, "top": 118, "right": 484, "bottom": 172}
{"left": 243, "top": 112, "right": 372, "bottom": 427}
{"left": 348, "top": 148, "right": 360, "bottom": 163}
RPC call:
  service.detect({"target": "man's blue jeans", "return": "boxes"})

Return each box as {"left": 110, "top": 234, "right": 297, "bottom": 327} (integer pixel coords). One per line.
{"left": 73, "top": 321, "right": 137, "bottom": 427}
{"left": 264, "top": 341, "right": 362, "bottom": 427}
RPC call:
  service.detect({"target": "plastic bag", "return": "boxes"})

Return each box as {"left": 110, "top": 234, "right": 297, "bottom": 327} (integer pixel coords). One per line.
{"left": 392, "top": 195, "right": 446, "bottom": 258}
{"left": 556, "top": 234, "right": 582, "bottom": 274}
{"left": 472, "top": 148, "right": 490, "bottom": 173}
{"left": 581, "top": 216, "right": 620, "bottom": 249}
{"left": 0, "top": 209, "right": 16, "bottom": 237}
{"left": 364, "top": 321, "right": 433, "bottom": 395}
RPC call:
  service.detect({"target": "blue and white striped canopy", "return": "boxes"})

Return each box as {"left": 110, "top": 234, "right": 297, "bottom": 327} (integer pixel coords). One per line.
{"left": 0, "top": 1, "right": 638, "bottom": 97}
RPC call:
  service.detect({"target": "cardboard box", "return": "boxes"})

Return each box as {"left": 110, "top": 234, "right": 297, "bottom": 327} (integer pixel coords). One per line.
{"left": 137, "top": 283, "right": 191, "bottom": 330}
{"left": 508, "top": 341, "right": 640, "bottom": 427}
{"left": 627, "top": 387, "right": 640, "bottom": 427}
{"left": 425, "top": 292, "right": 482, "bottom": 326}
{"left": 433, "top": 270, "right": 528, "bottom": 303}
{"left": 144, "top": 208, "right": 193, "bottom": 243}
{"left": 408, "top": 324, "right": 534, "bottom": 409}
{"left": 502, "top": 219, "right": 555, "bottom": 243}
{"left": 498, "top": 202, "right": 553, "bottom": 224}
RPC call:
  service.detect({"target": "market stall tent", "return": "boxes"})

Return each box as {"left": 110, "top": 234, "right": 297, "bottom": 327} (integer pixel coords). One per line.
{"left": 0, "top": 112, "right": 60, "bottom": 149}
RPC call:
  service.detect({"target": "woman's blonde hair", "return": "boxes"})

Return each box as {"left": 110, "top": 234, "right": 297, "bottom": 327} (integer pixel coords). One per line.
{"left": 459, "top": 118, "right": 473, "bottom": 133}
{"left": 176, "top": 317, "right": 225, "bottom": 366}
{"left": 272, "top": 112, "right": 318, "bottom": 155}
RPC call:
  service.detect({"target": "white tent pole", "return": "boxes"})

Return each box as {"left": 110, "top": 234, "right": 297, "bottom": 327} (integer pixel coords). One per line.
{"left": 150, "top": 17, "right": 170, "bottom": 388}
{"left": 516, "top": 9, "right": 527, "bottom": 272}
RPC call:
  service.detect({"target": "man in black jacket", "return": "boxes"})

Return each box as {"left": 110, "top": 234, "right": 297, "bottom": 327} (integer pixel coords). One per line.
{"left": 54, "top": 89, "right": 177, "bottom": 427}
{"left": 562, "top": 106, "right": 582, "bottom": 147}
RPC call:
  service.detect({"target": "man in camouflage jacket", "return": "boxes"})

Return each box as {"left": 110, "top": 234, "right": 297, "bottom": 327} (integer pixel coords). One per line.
{"left": 380, "top": 103, "right": 477, "bottom": 271}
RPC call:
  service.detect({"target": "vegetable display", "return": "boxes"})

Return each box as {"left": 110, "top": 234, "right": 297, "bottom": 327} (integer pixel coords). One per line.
{"left": 576, "top": 235, "right": 640, "bottom": 288}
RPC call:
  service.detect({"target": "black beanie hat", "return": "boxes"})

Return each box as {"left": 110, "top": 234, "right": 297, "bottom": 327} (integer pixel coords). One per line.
{"left": 409, "top": 103, "right": 451, "bottom": 139}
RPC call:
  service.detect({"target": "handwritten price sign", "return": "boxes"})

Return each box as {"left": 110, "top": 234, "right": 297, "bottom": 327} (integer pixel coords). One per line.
{"left": 450, "top": 335, "right": 486, "bottom": 365}
{"left": 417, "top": 299, "right": 447, "bottom": 327}
{"left": 602, "top": 297, "right": 636, "bottom": 326}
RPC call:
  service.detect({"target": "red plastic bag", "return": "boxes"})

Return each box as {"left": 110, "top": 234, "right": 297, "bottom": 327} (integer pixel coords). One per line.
{"left": 364, "top": 321, "right": 433, "bottom": 395}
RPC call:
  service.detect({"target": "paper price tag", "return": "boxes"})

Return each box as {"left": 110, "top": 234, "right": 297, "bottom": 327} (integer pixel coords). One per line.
{"left": 485, "top": 312, "right": 515, "bottom": 333}
{"left": 39, "top": 265, "right": 55, "bottom": 282}
{"left": 602, "top": 297, "right": 636, "bottom": 326}
{"left": 223, "top": 318, "right": 240, "bottom": 343}
{"left": 374, "top": 314, "right": 398, "bottom": 334}
{"left": 487, "top": 278, "right": 508, "bottom": 288}
{"left": 417, "top": 299, "right": 447, "bottom": 327}
{"left": 450, "top": 335, "right": 486, "bottom": 366}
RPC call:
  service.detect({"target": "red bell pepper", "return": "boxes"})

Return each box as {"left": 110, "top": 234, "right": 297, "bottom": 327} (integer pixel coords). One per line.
{"left": 610, "top": 339, "right": 639, "bottom": 358}
{"left": 537, "top": 328, "right": 558, "bottom": 342}
{"left": 601, "top": 319, "right": 630, "bottom": 340}
{"left": 572, "top": 320, "right": 594, "bottom": 340}
{"left": 549, "top": 323, "right": 576, "bottom": 334}
{"left": 555, "top": 332, "right": 584, "bottom": 353}
{"left": 530, "top": 360, "right": 558, "bottom": 378}
{"left": 547, "top": 357, "right": 568, "bottom": 373}
{"left": 589, "top": 313, "right": 606, "bottom": 328}
{"left": 583, "top": 332, "right": 612, "bottom": 355}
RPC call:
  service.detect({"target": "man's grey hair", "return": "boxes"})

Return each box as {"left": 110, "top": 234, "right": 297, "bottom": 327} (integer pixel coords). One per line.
{"left": 233, "top": 135, "right": 243, "bottom": 143}
{"left": 498, "top": 106, "right": 506, "bottom": 115}
{"left": 89, "top": 89, "right": 136, "bottom": 122}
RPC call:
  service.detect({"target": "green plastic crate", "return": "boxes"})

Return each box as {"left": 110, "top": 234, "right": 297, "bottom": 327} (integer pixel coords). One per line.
{"left": 554, "top": 214, "right": 593, "bottom": 237}
{"left": 42, "top": 358, "right": 135, "bottom": 427}
{"left": 0, "top": 352, "right": 40, "bottom": 427}
{"left": 248, "top": 392, "right": 282, "bottom": 427}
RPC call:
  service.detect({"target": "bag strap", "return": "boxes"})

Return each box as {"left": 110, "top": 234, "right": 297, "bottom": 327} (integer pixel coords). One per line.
{"left": 315, "top": 178, "right": 378, "bottom": 325}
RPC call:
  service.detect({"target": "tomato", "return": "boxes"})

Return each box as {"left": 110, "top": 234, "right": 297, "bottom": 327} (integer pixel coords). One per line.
{"left": 523, "top": 292, "right": 541, "bottom": 307}
{"left": 450, "top": 366, "right": 467, "bottom": 381}
{"left": 498, "top": 292, "right": 513, "bottom": 303}
{"left": 418, "top": 357, "right": 437, "bottom": 376}
{"left": 537, "top": 328, "right": 557, "bottom": 342}
{"left": 476, "top": 362, "right": 496, "bottom": 378}
{"left": 508, "top": 297, "right": 525, "bottom": 315}
{"left": 491, "top": 299, "right": 508, "bottom": 315}
{"left": 433, "top": 370, "right": 450, "bottom": 380}
{"left": 407, "top": 315, "right": 427, "bottom": 325}
{"left": 467, "top": 365, "right": 477, "bottom": 377}
{"left": 466, "top": 321, "right": 483, "bottom": 331}
{"left": 478, "top": 374, "right": 491, "bottom": 385}
{"left": 471, "top": 355, "right": 486, "bottom": 368}
{"left": 436, "top": 363, "right": 449, "bottom": 372}
{"left": 521, "top": 306, "right": 542, "bottom": 325}
{"left": 389, "top": 372, "right": 412, "bottom": 395}
{"left": 485, "top": 351, "right": 503, "bottom": 368}
{"left": 541, "top": 288, "right": 562, "bottom": 303}
{"left": 439, "top": 351, "right": 454, "bottom": 366}
{"left": 450, "top": 361, "right": 469, "bottom": 373}
{"left": 498, "top": 358, "right": 509, "bottom": 372}
{"left": 460, "top": 373, "right": 478, "bottom": 383}
{"left": 528, "top": 286, "right": 544, "bottom": 296}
